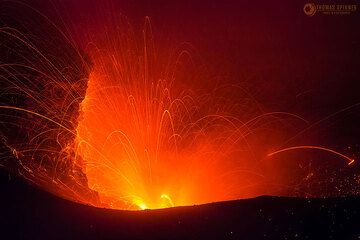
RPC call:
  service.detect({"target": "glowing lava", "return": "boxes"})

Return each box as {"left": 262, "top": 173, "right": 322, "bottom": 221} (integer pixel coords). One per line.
{"left": 72, "top": 19, "right": 356, "bottom": 210}
{"left": 0, "top": 4, "right": 356, "bottom": 211}
{"left": 73, "top": 20, "right": 272, "bottom": 210}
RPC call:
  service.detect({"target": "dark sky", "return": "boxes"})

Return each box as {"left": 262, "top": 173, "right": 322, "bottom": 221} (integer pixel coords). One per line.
{"left": 45, "top": 0, "right": 360, "bottom": 111}
{"left": 42, "top": 0, "right": 360, "bottom": 145}
{"left": 4, "top": 0, "right": 359, "bottom": 154}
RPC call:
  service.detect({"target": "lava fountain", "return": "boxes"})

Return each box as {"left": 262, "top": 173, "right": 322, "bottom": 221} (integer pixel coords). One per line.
{"left": 73, "top": 17, "right": 355, "bottom": 210}
{"left": 0, "top": 2, "right": 356, "bottom": 211}
{"left": 74, "top": 19, "right": 268, "bottom": 210}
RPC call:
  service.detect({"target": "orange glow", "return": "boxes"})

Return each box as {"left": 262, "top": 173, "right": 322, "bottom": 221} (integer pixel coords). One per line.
{"left": 0, "top": 15, "right": 355, "bottom": 210}
{"left": 73, "top": 21, "right": 269, "bottom": 210}
{"left": 75, "top": 61, "right": 239, "bottom": 210}
{"left": 70, "top": 19, "right": 356, "bottom": 210}
{"left": 0, "top": 3, "right": 357, "bottom": 213}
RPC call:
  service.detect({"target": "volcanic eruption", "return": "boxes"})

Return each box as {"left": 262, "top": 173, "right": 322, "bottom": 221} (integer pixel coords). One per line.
{"left": 0, "top": 0, "right": 358, "bottom": 211}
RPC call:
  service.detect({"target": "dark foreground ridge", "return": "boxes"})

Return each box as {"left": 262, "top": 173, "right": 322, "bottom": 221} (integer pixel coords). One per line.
{"left": 0, "top": 168, "right": 359, "bottom": 240}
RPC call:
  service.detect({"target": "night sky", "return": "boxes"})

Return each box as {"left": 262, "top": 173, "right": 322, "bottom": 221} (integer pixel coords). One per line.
{"left": 0, "top": 0, "right": 360, "bottom": 237}
{"left": 1, "top": 0, "right": 360, "bottom": 239}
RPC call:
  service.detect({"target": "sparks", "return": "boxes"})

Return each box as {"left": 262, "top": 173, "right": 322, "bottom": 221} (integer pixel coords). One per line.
{"left": 268, "top": 145, "right": 355, "bottom": 166}
{"left": 0, "top": 3, "right": 358, "bottom": 211}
